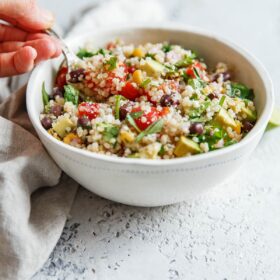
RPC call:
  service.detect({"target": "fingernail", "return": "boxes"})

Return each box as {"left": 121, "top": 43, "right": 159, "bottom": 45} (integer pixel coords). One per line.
{"left": 29, "top": 47, "right": 38, "bottom": 60}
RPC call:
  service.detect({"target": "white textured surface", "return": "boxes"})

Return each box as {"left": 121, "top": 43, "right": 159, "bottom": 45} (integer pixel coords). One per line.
{"left": 34, "top": 0, "right": 280, "bottom": 279}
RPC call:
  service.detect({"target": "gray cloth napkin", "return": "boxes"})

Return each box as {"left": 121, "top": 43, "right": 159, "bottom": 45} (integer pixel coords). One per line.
{"left": 0, "top": 86, "right": 79, "bottom": 280}
{"left": 0, "top": 0, "right": 166, "bottom": 279}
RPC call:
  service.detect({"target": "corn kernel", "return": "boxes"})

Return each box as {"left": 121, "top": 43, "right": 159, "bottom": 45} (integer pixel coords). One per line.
{"left": 133, "top": 47, "right": 145, "bottom": 58}
{"left": 120, "top": 130, "right": 135, "bottom": 143}
{"left": 132, "top": 70, "right": 143, "bottom": 85}
{"left": 234, "top": 120, "right": 241, "bottom": 134}
{"left": 63, "top": 133, "right": 80, "bottom": 144}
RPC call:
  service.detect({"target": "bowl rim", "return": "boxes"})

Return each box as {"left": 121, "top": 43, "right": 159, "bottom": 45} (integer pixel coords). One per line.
{"left": 26, "top": 23, "right": 274, "bottom": 167}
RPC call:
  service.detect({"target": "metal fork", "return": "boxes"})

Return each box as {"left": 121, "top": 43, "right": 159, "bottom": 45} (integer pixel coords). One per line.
{"left": 45, "top": 28, "right": 81, "bottom": 72}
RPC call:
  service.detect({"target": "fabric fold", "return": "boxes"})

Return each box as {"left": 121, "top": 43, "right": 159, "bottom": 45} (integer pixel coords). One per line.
{"left": 0, "top": 87, "right": 78, "bottom": 280}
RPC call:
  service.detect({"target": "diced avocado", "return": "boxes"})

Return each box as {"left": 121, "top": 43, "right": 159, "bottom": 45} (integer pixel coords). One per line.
{"left": 53, "top": 117, "right": 74, "bottom": 138}
{"left": 140, "top": 60, "right": 165, "bottom": 76}
{"left": 215, "top": 108, "right": 237, "bottom": 129}
{"left": 139, "top": 142, "right": 162, "bottom": 159}
{"left": 241, "top": 106, "right": 257, "bottom": 121}
{"left": 174, "top": 136, "right": 201, "bottom": 157}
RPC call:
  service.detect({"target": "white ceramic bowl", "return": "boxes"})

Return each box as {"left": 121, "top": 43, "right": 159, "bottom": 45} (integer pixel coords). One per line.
{"left": 27, "top": 25, "right": 274, "bottom": 207}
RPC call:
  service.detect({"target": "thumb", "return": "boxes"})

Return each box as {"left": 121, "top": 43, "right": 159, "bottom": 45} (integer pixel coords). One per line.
{"left": 0, "top": 0, "right": 54, "bottom": 32}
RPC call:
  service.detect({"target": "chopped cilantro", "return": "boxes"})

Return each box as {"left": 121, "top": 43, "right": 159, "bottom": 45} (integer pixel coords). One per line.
{"left": 76, "top": 48, "right": 94, "bottom": 59}
{"left": 175, "top": 53, "right": 196, "bottom": 68}
{"left": 106, "top": 56, "right": 117, "bottom": 71}
{"left": 136, "top": 119, "right": 164, "bottom": 142}
{"left": 103, "top": 124, "right": 120, "bottom": 142}
{"left": 162, "top": 44, "right": 172, "bottom": 53}
{"left": 64, "top": 85, "right": 79, "bottom": 105}
{"left": 130, "top": 111, "right": 143, "bottom": 119}
{"left": 126, "top": 114, "right": 141, "bottom": 133}
{"left": 140, "top": 78, "right": 151, "bottom": 88}
{"left": 77, "top": 48, "right": 106, "bottom": 59}
{"left": 229, "top": 83, "right": 254, "bottom": 100}
{"left": 114, "top": 95, "right": 122, "bottom": 120}
{"left": 158, "top": 145, "right": 165, "bottom": 156}
{"left": 145, "top": 53, "right": 156, "bottom": 59}
{"left": 42, "top": 82, "right": 49, "bottom": 106}
{"left": 219, "top": 95, "right": 226, "bottom": 106}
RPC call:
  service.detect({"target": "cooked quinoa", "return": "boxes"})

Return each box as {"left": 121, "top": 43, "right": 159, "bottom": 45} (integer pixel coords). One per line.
{"left": 40, "top": 39, "right": 257, "bottom": 159}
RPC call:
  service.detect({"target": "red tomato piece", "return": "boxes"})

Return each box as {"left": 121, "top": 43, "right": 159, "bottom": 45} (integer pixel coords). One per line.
{"left": 127, "top": 66, "right": 136, "bottom": 74}
{"left": 132, "top": 107, "right": 163, "bottom": 130}
{"left": 78, "top": 102, "right": 99, "bottom": 120}
{"left": 56, "top": 67, "right": 68, "bottom": 88}
{"left": 186, "top": 62, "right": 205, "bottom": 78}
{"left": 120, "top": 82, "right": 140, "bottom": 100}
{"left": 160, "top": 107, "right": 170, "bottom": 116}
{"left": 106, "top": 42, "right": 116, "bottom": 50}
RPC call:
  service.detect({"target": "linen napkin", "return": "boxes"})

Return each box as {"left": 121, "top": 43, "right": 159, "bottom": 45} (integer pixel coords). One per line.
{"left": 0, "top": 0, "right": 166, "bottom": 279}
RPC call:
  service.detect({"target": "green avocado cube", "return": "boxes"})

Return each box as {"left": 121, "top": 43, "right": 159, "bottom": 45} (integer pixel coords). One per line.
{"left": 53, "top": 117, "right": 74, "bottom": 138}
{"left": 140, "top": 59, "right": 165, "bottom": 76}
{"left": 174, "top": 136, "right": 201, "bottom": 157}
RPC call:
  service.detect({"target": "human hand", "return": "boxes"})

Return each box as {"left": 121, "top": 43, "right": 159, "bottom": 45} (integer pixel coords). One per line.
{"left": 0, "top": 0, "right": 61, "bottom": 77}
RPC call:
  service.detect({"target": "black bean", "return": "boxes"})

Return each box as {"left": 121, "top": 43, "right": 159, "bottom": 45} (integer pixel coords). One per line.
{"left": 160, "top": 95, "right": 173, "bottom": 106}
{"left": 208, "top": 93, "right": 218, "bottom": 100}
{"left": 119, "top": 106, "right": 129, "bottom": 121}
{"left": 52, "top": 87, "right": 64, "bottom": 98}
{"left": 160, "top": 94, "right": 179, "bottom": 107}
{"left": 222, "top": 72, "right": 231, "bottom": 81}
{"left": 50, "top": 105, "right": 63, "bottom": 117}
{"left": 243, "top": 121, "right": 254, "bottom": 132}
{"left": 78, "top": 116, "right": 91, "bottom": 128}
{"left": 189, "top": 123, "right": 204, "bottom": 135}
{"left": 41, "top": 117, "right": 52, "bottom": 130}
{"left": 212, "top": 71, "right": 231, "bottom": 82}
{"left": 68, "top": 68, "right": 85, "bottom": 83}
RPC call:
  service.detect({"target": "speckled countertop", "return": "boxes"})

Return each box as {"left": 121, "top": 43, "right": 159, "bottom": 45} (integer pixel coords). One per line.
{"left": 33, "top": 0, "right": 280, "bottom": 279}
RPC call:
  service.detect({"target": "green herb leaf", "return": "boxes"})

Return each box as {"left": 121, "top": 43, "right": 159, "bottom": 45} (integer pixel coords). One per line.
{"left": 136, "top": 118, "right": 164, "bottom": 142}
{"left": 188, "top": 78, "right": 203, "bottom": 89}
{"left": 162, "top": 44, "right": 172, "bottom": 53}
{"left": 193, "top": 67, "right": 200, "bottom": 79}
{"left": 103, "top": 124, "right": 120, "bottom": 142}
{"left": 230, "top": 83, "right": 254, "bottom": 100}
{"left": 115, "top": 95, "right": 122, "bottom": 120}
{"left": 98, "top": 48, "right": 106, "bottom": 56}
{"left": 140, "top": 78, "right": 151, "bottom": 88}
{"left": 106, "top": 56, "right": 117, "bottom": 71}
{"left": 126, "top": 114, "right": 141, "bottom": 133}
{"left": 158, "top": 145, "right": 165, "bottom": 156}
{"left": 189, "top": 100, "right": 211, "bottom": 119}
{"left": 76, "top": 48, "right": 94, "bottom": 59}
{"left": 42, "top": 82, "right": 49, "bottom": 106}
{"left": 64, "top": 85, "right": 79, "bottom": 105}
{"left": 127, "top": 153, "right": 140, "bottom": 158}
{"left": 175, "top": 53, "right": 196, "bottom": 68}
{"left": 219, "top": 95, "right": 226, "bottom": 106}
{"left": 77, "top": 48, "right": 106, "bottom": 59}
{"left": 130, "top": 111, "right": 143, "bottom": 119}
{"left": 145, "top": 53, "right": 156, "bottom": 59}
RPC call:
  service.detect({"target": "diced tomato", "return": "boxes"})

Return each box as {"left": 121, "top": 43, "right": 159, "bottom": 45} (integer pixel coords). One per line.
{"left": 106, "top": 42, "right": 116, "bottom": 50}
{"left": 160, "top": 107, "right": 170, "bottom": 116}
{"left": 78, "top": 102, "right": 99, "bottom": 120}
{"left": 120, "top": 82, "right": 140, "bottom": 100}
{"left": 56, "top": 67, "right": 68, "bottom": 88}
{"left": 127, "top": 66, "right": 136, "bottom": 74}
{"left": 131, "top": 107, "right": 168, "bottom": 130}
{"left": 186, "top": 62, "right": 205, "bottom": 78}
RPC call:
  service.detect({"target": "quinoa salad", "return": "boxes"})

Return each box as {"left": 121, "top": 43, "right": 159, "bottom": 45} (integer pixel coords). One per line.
{"left": 40, "top": 40, "right": 257, "bottom": 159}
